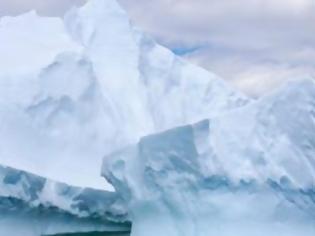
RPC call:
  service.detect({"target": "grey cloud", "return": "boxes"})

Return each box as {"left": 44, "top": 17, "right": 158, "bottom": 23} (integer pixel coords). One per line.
{"left": 0, "top": 0, "right": 86, "bottom": 16}
{"left": 118, "top": 0, "right": 315, "bottom": 46}
{"left": 185, "top": 47, "right": 315, "bottom": 97}
{"left": 118, "top": 0, "right": 315, "bottom": 96}
{"left": 0, "top": 0, "right": 314, "bottom": 97}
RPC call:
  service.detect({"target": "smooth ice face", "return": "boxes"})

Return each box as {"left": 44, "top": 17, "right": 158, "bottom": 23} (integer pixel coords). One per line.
{"left": 0, "top": 0, "right": 248, "bottom": 189}
{"left": 0, "top": 164, "right": 130, "bottom": 236}
{"left": 103, "top": 79, "right": 315, "bottom": 236}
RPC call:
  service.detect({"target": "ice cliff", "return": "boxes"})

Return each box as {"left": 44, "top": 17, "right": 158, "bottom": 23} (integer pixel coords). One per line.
{"left": 103, "top": 79, "right": 315, "bottom": 236}
{"left": 0, "top": 164, "right": 130, "bottom": 235}
{"left": 0, "top": 0, "right": 247, "bottom": 190}
{"left": 0, "top": 0, "right": 248, "bottom": 234}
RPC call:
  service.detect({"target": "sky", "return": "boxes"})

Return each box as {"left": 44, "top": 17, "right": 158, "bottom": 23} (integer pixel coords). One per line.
{"left": 0, "top": 0, "right": 314, "bottom": 97}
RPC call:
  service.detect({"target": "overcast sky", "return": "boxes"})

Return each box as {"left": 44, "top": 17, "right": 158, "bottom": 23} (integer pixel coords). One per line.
{"left": 0, "top": 0, "right": 314, "bottom": 97}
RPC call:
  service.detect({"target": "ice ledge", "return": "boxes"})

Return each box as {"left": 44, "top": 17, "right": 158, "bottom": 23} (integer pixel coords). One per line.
{"left": 0, "top": 164, "right": 131, "bottom": 235}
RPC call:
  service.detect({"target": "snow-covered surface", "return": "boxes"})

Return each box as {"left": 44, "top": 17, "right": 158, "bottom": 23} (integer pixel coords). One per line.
{"left": 0, "top": 164, "right": 130, "bottom": 236}
{"left": 103, "top": 78, "right": 315, "bottom": 236}
{"left": 0, "top": 0, "right": 248, "bottom": 190}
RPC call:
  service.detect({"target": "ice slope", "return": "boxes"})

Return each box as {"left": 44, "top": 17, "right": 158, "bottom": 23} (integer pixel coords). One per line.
{"left": 205, "top": 78, "right": 315, "bottom": 188}
{"left": 102, "top": 78, "right": 315, "bottom": 236}
{"left": 0, "top": 0, "right": 248, "bottom": 189}
{"left": 0, "top": 164, "right": 130, "bottom": 236}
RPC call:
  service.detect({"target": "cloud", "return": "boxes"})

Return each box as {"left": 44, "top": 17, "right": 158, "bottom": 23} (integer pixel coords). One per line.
{"left": 0, "top": 0, "right": 314, "bottom": 97}
{"left": 118, "top": 0, "right": 315, "bottom": 97}
{"left": 0, "top": 0, "right": 86, "bottom": 16}
{"left": 184, "top": 43, "right": 315, "bottom": 97}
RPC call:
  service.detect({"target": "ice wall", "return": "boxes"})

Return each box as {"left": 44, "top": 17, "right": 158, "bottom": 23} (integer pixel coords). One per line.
{"left": 103, "top": 79, "right": 315, "bottom": 236}
{"left": 0, "top": 164, "right": 130, "bottom": 236}
{"left": 0, "top": 0, "right": 248, "bottom": 190}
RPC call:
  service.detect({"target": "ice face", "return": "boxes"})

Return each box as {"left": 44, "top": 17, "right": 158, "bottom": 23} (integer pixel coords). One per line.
{"left": 102, "top": 79, "right": 315, "bottom": 236}
{"left": 207, "top": 78, "right": 315, "bottom": 188}
{"left": 2, "top": 0, "right": 314, "bottom": 235}
{"left": 0, "top": 164, "right": 130, "bottom": 236}
{"left": 0, "top": 0, "right": 248, "bottom": 190}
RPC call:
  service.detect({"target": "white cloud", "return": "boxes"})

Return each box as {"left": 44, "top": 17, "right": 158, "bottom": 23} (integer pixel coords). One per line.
{"left": 0, "top": 0, "right": 86, "bottom": 16}
{"left": 118, "top": 0, "right": 315, "bottom": 96}
{"left": 184, "top": 44, "right": 315, "bottom": 97}
{"left": 0, "top": 0, "right": 314, "bottom": 97}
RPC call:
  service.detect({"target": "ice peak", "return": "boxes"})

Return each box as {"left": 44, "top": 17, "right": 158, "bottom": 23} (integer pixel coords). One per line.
{"left": 0, "top": 0, "right": 248, "bottom": 190}
{"left": 80, "top": 0, "right": 126, "bottom": 15}
{"left": 65, "top": 0, "right": 128, "bottom": 31}
{"left": 0, "top": 10, "right": 80, "bottom": 76}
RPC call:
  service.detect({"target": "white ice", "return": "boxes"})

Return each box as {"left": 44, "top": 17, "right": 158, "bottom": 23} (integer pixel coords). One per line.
{"left": 1, "top": 0, "right": 314, "bottom": 235}
{"left": 0, "top": 0, "right": 247, "bottom": 190}
{"left": 103, "top": 79, "right": 315, "bottom": 236}
{"left": 0, "top": 164, "right": 130, "bottom": 236}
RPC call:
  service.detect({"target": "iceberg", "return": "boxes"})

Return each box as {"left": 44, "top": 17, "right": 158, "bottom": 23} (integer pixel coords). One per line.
{"left": 0, "top": 164, "right": 130, "bottom": 236}
{"left": 0, "top": 0, "right": 314, "bottom": 235}
{"left": 0, "top": 0, "right": 248, "bottom": 190}
{"left": 102, "top": 78, "right": 315, "bottom": 236}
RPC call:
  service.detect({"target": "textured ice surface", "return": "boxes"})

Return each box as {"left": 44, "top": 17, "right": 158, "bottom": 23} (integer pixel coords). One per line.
{"left": 0, "top": 0, "right": 248, "bottom": 189}
{"left": 0, "top": 164, "right": 130, "bottom": 236}
{"left": 103, "top": 79, "right": 315, "bottom": 236}
{"left": 2, "top": 0, "right": 315, "bottom": 235}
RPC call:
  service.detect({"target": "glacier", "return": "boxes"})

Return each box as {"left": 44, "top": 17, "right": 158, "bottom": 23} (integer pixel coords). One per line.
{"left": 0, "top": 0, "right": 314, "bottom": 235}
{"left": 102, "top": 78, "right": 315, "bottom": 236}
